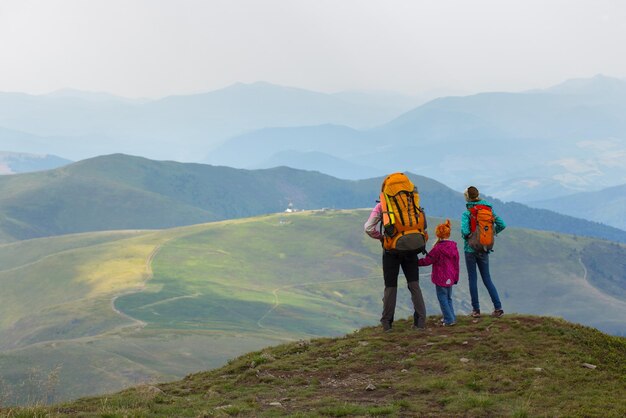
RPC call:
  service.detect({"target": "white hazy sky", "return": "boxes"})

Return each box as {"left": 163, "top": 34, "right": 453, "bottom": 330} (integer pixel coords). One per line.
{"left": 1, "top": 0, "right": 624, "bottom": 98}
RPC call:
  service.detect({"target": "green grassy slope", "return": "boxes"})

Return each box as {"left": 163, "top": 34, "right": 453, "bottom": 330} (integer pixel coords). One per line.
{"left": 0, "top": 211, "right": 624, "bottom": 406}
{"left": 12, "top": 316, "right": 626, "bottom": 417}
{"left": 116, "top": 211, "right": 626, "bottom": 338}
{"left": 116, "top": 211, "right": 383, "bottom": 337}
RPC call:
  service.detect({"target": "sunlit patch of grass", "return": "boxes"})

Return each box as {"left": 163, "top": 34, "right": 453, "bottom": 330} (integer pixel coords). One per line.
{"left": 77, "top": 241, "right": 159, "bottom": 295}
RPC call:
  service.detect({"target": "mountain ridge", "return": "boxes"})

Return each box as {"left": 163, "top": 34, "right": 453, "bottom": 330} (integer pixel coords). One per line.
{"left": 1, "top": 153, "right": 625, "bottom": 244}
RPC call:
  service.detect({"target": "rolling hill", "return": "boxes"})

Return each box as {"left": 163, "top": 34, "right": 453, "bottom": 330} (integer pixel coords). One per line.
{"left": 0, "top": 210, "right": 624, "bottom": 405}
{"left": 16, "top": 316, "right": 625, "bottom": 417}
{"left": 1, "top": 153, "right": 625, "bottom": 244}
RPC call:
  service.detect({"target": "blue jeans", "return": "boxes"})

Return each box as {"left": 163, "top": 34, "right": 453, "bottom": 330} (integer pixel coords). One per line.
{"left": 436, "top": 285, "right": 456, "bottom": 324}
{"left": 465, "top": 251, "right": 502, "bottom": 311}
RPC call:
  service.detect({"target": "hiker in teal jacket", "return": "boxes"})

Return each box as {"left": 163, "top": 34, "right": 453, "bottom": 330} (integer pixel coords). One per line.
{"left": 461, "top": 186, "right": 506, "bottom": 318}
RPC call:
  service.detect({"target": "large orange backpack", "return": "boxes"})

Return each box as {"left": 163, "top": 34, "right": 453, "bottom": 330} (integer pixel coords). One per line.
{"left": 379, "top": 173, "right": 428, "bottom": 252}
{"left": 468, "top": 205, "right": 495, "bottom": 252}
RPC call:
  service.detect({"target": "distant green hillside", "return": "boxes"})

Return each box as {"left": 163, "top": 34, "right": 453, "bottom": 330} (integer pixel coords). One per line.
{"left": 0, "top": 154, "right": 430, "bottom": 241}
{"left": 0, "top": 210, "right": 624, "bottom": 405}
{"left": 9, "top": 316, "right": 626, "bottom": 417}
{"left": 1, "top": 153, "right": 625, "bottom": 244}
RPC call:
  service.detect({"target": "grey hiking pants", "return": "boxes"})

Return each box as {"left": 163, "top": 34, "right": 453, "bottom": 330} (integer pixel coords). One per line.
{"left": 381, "top": 250, "right": 426, "bottom": 328}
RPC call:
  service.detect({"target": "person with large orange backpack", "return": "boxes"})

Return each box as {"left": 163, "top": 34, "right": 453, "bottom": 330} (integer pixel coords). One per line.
{"left": 364, "top": 172, "right": 429, "bottom": 332}
{"left": 461, "top": 186, "right": 506, "bottom": 318}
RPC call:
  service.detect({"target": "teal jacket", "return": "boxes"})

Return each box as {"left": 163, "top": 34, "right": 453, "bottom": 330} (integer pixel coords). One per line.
{"left": 461, "top": 200, "right": 506, "bottom": 253}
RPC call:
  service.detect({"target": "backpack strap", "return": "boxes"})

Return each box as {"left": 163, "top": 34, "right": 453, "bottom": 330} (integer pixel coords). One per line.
{"left": 379, "top": 192, "right": 392, "bottom": 225}
{"left": 469, "top": 207, "right": 478, "bottom": 232}
{"left": 403, "top": 193, "right": 412, "bottom": 226}
{"left": 390, "top": 195, "right": 405, "bottom": 226}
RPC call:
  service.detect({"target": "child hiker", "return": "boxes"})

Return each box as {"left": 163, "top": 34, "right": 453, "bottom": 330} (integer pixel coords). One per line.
{"left": 418, "top": 219, "right": 460, "bottom": 326}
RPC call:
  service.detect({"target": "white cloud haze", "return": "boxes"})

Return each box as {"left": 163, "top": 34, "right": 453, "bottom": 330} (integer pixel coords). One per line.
{"left": 0, "top": 0, "right": 625, "bottom": 97}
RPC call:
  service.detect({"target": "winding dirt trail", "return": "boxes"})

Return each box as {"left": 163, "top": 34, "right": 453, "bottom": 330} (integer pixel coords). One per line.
{"left": 108, "top": 237, "right": 177, "bottom": 331}
{"left": 110, "top": 293, "right": 147, "bottom": 330}
{"left": 576, "top": 256, "right": 626, "bottom": 307}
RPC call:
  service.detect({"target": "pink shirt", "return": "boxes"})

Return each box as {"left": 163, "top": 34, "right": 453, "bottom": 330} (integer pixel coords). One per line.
{"left": 364, "top": 202, "right": 384, "bottom": 240}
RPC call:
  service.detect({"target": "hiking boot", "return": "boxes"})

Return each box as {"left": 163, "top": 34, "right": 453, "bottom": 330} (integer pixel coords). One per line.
{"left": 381, "top": 322, "right": 393, "bottom": 332}
{"left": 492, "top": 309, "right": 504, "bottom": 318}
{"left": 442, "top": 322, "right": 456, "bottom": 327}
{"left": 411, "top": 325, "right": 426, "bottom": 331}
{"left": 470, "top": 310, "right": 481, "bottom": 318}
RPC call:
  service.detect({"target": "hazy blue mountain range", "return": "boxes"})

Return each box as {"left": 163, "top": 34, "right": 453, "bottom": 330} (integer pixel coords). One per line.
{"left": 0, "top": 127, "right": 70, "bottom": 157}
{"left": 3, "top": 76, "right": 625, "bottom": 204}
{"left": 530, "top": 183, "right": 626, "bottom": 231}
{"left": 0, "top": 153, "right": 625, "bottom": 244}
{"left": 331, "top": 89, "right": 429, "bottom": 113}
{"left": 0, "top": 151, "right": 71, "bottom": 174}
{"left": 0, "top": 82, "right": 418, "bottom": 161}
{"left": 207, "top": 75, "right": 626, "bottom": 201}
{"left": 44, "top": 88, "right": 150, "bottom": 104}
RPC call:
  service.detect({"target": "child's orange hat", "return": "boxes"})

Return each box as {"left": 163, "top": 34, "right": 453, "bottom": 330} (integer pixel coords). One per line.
{"left": 436, "top": 219, "right": 451, "bottom": 239}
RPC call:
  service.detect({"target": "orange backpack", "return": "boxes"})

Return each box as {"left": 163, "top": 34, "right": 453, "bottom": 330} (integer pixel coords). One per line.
{"left": 468, "top": 205, "right": 495, "bottom": 252}
{"left": 379, "top": 173, "right": 428, "bottom": 252}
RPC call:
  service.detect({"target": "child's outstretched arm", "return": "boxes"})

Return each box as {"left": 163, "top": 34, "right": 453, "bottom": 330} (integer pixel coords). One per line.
{"left": 417, "top": 244, "right": 440, "bottom": 266}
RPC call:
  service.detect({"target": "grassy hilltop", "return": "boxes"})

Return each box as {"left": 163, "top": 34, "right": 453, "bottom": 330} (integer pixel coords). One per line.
{"left": 7, "top": 316, "right": 626, "bottom": 417}
{"left": 0, "top": 210, "right": 624, "bottom": 405}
